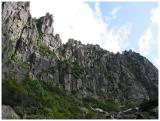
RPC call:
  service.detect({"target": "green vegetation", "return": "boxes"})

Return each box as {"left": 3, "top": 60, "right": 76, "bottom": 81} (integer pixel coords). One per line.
{"left": 58, "top": 59, "right": 70, "bottom": 66}
{"left": 15, "top": 106, "right": 53, "bottom": 119}
{"left": 82, "top": 97, "right": 127, "bottom": 112}
{"left": 3, "top": 77, "right": 28, "bottom": 96}
{"left": 37, "top": 41, "right": 56, "bottom": 57}
{"left": 6, "top": 115, "right": 17, "bottom": 119}
{"left": 3, "top": 76, "right": 128, "bottom": 119}
{"left": 5, "top": 59, "right": 12, "bottom": 65}
{"left": 71, "top": 61, "right": 85, "bottom": 79}
{"left": 3, "top": 77, "right": 86, "bottom": 119}
{"left": 16, "top": 59, "right": 30, "bottom": 68}
{"left": 11, "top": 53, "right": 16, "bottom": 60}
{"left": 5, "top": 53, "right": 30, "bottom": 68}
{"left": 4, "top": 53, "right": 17, "bottom": 65}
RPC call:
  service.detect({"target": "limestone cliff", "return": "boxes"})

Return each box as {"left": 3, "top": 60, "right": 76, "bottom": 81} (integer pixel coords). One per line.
{"left": 2, "top": 2, "right": 158, "bottom": 119}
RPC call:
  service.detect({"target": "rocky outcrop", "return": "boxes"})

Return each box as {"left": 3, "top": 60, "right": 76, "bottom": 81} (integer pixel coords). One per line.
{"left": 36, "top": 13, "right": 61, "bottom": 50}
{"left": 2, "top": 105, "right": 20, "bottom": 119}
{"left": 2, "top": 2, "right": 31, "bottom": 64}
{"left": 58, "top": 40, "right": 158, "bottom": 104}
{"left": 2, "top": 1, "right": 158, "bottom": 114}
{"left": 37, "top": 13, "right": 54, "bottom": 35}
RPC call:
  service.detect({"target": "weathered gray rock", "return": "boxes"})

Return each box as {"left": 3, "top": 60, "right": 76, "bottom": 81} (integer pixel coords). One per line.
{"left": 58, "top": 40, "right": 158, "bottom": 104}
{"left": 2, "top": 1, "right": 158, "bottom": 111}
{"left": 2, "top": 105, "right": 20, "bottom": 119}
{"left": 35, "top": 13, "right": 61, "bottom": 50}
{"left": 37, "top": 12, "right": 54, "bottom": 35}
{"left": 2, "top": 2, "right": 30, "bottom": 65}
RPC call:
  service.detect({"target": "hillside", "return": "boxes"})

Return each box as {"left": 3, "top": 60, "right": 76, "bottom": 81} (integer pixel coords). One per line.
{"left": 2, "top": 2, "right": 158, "bottom": 119}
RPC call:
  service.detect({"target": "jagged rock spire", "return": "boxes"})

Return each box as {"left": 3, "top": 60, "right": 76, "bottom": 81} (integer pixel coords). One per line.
{"left": 37, "top": 12, "right": 54, "bottom": 35}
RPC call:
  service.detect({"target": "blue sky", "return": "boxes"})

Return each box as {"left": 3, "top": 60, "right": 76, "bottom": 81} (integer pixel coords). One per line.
{"left": 31, "top": 0, "right": 159, "bottom": 67}
{"left": 87, "top": 2, "right": 158, "bottom": 66}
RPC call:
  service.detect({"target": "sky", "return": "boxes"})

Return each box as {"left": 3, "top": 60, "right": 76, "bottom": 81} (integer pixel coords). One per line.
{"left": 30, "top": 0, "right": 160, "bottom": 68}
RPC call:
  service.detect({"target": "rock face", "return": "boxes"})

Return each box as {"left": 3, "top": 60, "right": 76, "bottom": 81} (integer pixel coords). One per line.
{"left": 2, "top": 1, "right": 158, "bottom": 111}
{"left": 2, "top": 105, "right": 20, "bottom": 119}
{"left": 56, "top": 40, "right": 158, "bottom": 105}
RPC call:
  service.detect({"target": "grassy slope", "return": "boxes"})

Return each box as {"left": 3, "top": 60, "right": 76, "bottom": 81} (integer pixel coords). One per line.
{"left": 2, "top": 76, "right": 128, "bottom": 119}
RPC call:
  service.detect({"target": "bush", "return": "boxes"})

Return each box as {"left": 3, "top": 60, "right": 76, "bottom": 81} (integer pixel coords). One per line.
{"left": 3, "top": 77, "right": 127, "bottom": 119}
{"left": 37, "top": 41, "right": 56, "bottom": 57}
{"left": 15, "top": 106, "right": 54, "bottom": 119}
{"left": 25, "top": 79, "right": 46, "bottom": 97}
{"left": 3, "top": 77, "right": 28, "bottom": 96}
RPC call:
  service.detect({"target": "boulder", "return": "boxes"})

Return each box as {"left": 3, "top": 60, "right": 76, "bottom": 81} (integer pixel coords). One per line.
{"left": 2, "top": 105, "right": 20, "bottom": 119}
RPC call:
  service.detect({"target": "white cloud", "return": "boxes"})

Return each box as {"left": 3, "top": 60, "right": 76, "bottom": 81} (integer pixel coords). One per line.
{"left": 111, "top": 7, "right": 120, "bottom": 17}
{"left": 151, "top": 7, "right": 160, "bottom": 68}
{"left": 115, "top": 24, "right": 132, "bottom": 49}
{"left": 95, "top": 2, "right": 102, "bottom": 18}
{"left": 100, "top": 23, "right": 132, "bottom": 52}
{"left": 151, "top": 7, "right": 160, "bottom": 25}
{"left": 138, "top": 29, "right": 152, "bottom": 56}
{"left": 106, "top": 7, "right": 121, "bottom": 21}
{"left": 138, "top": 6, "right": 159, "bottom": 63}
{"left": 31, "top": 0, "right": 130, "bottom": 53}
